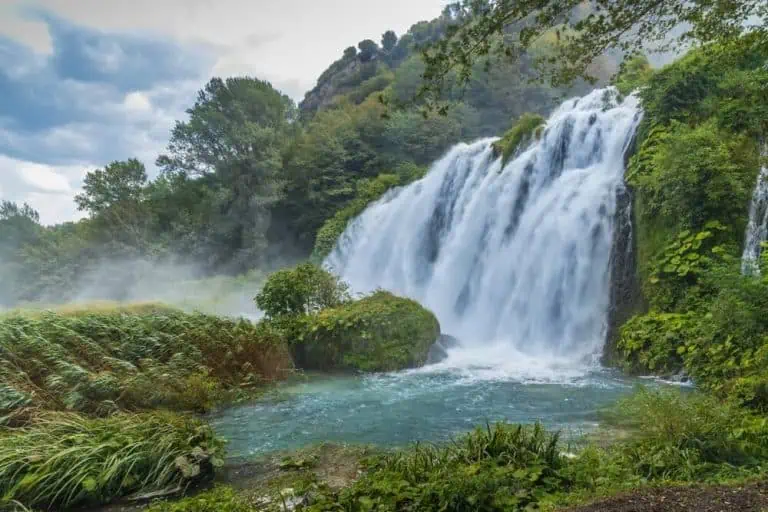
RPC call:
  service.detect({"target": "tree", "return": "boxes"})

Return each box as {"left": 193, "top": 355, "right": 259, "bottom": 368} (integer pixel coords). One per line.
{"left": 255, "top": 262, "right": 349, "bottom": 318}
{"left": 419, "top": 0, "right": 768, "bottom": 104}
{"left": 74, "top": 159, "right": 154, "bottom": 251}
{"left": 157, "top": 77, "right": 297, "bottom": 272}
{"left": 382, "top": 30, "right": 398, "bottom": 52}
{"left": 75, "top": 159, "right": 147, "bottom": 215}
{"left": 357, "top": 39, "right": 379, "bottom": 62}
{"left": 344, "top": 46, "right": 357, "bottom": 59}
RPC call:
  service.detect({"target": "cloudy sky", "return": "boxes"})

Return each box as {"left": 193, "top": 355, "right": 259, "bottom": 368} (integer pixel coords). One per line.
{"left": 0, "top": 0, "right": 448, "bottom": 224}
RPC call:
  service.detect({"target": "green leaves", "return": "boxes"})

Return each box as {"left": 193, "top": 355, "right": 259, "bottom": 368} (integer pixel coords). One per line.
{"left": 0, "top": 412, "right": 223, "bottom": 510}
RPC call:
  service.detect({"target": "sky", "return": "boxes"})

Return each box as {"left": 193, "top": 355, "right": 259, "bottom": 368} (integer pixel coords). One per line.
{"left": 0, "top": 0, "right": 449, "bottom": 225}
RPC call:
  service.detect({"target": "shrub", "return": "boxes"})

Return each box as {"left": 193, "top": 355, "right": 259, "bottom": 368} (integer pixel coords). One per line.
{"left": 0, "top": 412, "right": 224, "bottom": 510}
{"left": 606, "top": 388, "right": 768, "bottom": 480}
{"left": 255, "top": 263, "right": 350, "bottom": 318}
{"left": 492, "top": 113, "right": 545, "bottom": 166}
{"left": 614, "top": 54, "right": 654, "bottom": 95}
{"left": 617, "top": 312, "right": 697, "bottom": 376}
{"left": 294, "top": 290, "right": 440, "bottom": 372}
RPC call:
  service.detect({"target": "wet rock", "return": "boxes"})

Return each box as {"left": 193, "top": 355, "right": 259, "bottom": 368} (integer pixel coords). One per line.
{"left": 426, "top": 334, "right": 461, "bottom": 364}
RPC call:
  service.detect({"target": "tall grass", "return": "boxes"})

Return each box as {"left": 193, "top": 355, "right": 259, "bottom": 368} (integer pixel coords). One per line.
{"left": 0, "top": 307, "right": 294, "bottom": 420}
{"left": 327, "top": 423, "right": 568, "bottom": 511}
{"left": 605, "top": 388, "right": 768, "bottom": 480}
{"left": 0, "top": 412, "right": 224, "bottom": 510}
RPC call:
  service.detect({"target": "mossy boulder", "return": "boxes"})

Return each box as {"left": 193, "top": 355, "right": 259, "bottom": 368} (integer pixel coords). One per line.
{"left": 492, "top": 113, "right": 546, "bottom": 166}
{"left": 293, "top": 291, "right": 440, "bottom": 372}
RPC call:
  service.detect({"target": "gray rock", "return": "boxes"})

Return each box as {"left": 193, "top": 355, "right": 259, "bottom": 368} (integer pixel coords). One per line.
{"left": 426, "top": 334, "right": 461, "bottom": 364}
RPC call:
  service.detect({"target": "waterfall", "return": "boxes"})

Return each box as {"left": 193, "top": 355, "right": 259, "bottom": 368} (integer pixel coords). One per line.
{"left": 741, "top": 142, "right": 768, "bottom": 276}
{"left": 326, "top": 88, "right": 642, "bottom": 367}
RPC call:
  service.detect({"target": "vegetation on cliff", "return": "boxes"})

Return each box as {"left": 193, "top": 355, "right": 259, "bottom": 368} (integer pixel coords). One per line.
{"left": 615, "top": 35, "right": 768, "bottom": 411}
{"left": 492, "top": 113, "right": 546, "bottom": 166}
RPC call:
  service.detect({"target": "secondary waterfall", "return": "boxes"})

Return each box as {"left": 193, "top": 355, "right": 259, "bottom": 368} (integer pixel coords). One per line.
{"left": 741, "top": 142, "right": 768, "bottom": 275}
{"left": 326, "top": 88, "right": 642, "bottom": 367}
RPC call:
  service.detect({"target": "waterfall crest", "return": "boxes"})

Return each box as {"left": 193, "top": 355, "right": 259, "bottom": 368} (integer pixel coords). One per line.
{"left": 326, "top": 88, "right": 642, "bottom": 366}
{"left": 741, "top": 142, "right": 768, "bottom": 275}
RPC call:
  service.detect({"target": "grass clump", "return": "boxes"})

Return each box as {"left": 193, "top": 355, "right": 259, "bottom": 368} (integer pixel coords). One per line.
{"left": 492, "top": 113, "right": 545, "bottom": 166}
{"left": 146, "top": 486, "right": 254, "bottom": 512}
{"left": 0, "top": 308, "right": 293, "bottom": 420}
{"left": 0, "top": 411, "right": 223, "bottom": 510}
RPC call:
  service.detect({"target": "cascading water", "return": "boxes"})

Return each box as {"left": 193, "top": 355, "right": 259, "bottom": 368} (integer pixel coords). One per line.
{"left": 741, "top": 142, "right": 768, "bottom": 275}
{"left": 213, "top": 88, "right": 652, "bottom": 458}
{"left": 326, "top": 88, "right": 642, "bottom": 369}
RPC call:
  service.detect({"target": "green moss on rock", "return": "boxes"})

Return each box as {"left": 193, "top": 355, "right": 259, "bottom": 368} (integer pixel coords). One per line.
{"left": 492, "top": 113, "right": 546, "bottom": 166}
{"left": 293, "top": 291, "right": 440, "bottom": 372}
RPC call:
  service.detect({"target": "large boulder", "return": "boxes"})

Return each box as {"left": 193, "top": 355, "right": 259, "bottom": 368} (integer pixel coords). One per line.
{"left": 293, "top": 291, "right": 440, "bottom": 372}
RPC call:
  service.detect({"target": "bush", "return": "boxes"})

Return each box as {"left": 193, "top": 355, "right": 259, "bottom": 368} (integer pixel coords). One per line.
{"left": 617, "top": 312, "right": 696, "bottom": 376}
{"left": 255, "top": 263, "right": 350, "bottom": 318}
{"left": 0, "top": 412, "right": 224, "bottom": 510}
{"left": 0, "top": 308, "right": 293, "bottom": 418}
{"left": 606, "top": 388, "right": 768, "bottom": 480}
{"left": 294, "top": 290, "right": 440, "bottom": 372}
{"left": 492, "top": 113, "right": 545, "bottom": 166}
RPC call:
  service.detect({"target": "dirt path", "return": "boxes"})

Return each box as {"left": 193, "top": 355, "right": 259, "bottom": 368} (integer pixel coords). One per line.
{"left": 564, "top": 480, "right": 768, "bottom": 512}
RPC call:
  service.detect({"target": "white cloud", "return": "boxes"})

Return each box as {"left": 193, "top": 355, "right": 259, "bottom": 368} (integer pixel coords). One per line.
{"left": 8, "top": 0, "right": 450, "bottom": 100}
{"left": 0, "top": 3, "right": 53, "bottom": 54}
{"left": 122, "top": 91, "right": 153, "bottom": 114}
{"left": 16, "top": 164, "right": 73, "bottom": 192}
{"left": 0, "top": 154, "right": 89, "bottom": 225}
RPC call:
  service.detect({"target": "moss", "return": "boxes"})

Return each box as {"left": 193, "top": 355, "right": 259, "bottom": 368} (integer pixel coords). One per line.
{"left": 293, "top": 291, "right": 440, "bottom": 372}
{"left": 492, "top": 113, "right": 546, "bottom": 166}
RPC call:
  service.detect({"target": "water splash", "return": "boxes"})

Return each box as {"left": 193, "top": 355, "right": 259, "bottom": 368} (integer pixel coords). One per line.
{"left": 741, "top": 142, "right": 768, "bottom": 276}
{"left": 326, "top": 88, "right": 642, "bottom": 368}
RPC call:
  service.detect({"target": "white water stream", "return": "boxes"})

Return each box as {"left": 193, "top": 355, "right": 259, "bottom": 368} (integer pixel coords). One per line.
{"left": 326, "top": 88, "right": 642, "bottom": 372}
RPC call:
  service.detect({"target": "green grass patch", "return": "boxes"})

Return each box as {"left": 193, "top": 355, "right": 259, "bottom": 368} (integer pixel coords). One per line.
{"left": 0, "top": 411, "right": 223, "bottom": 510}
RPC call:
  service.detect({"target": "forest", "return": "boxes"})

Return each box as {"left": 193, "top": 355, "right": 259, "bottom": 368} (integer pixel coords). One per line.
{"left": 0, "top": 6, "right": 611, "bottom": 308}
{"left": 2, "top": 0, "right": 768, "bottom": 511}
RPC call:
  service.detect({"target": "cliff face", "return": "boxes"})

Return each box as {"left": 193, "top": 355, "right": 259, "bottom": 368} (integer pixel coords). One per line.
{"left": 300, "top": 57, "right": 368, "bottom": 116}
{"left": 604, "top": 182, "right": 645, "bottom": 363}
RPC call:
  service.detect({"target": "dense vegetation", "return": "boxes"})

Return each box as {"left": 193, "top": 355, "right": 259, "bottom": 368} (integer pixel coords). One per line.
{"left": 613, "top": 35, "right": 768, "bottom": 412}
{"left": 0, "top": 265, "right": 442, "bottom": 510}
{"left": 2, "top": 1, "right": 768, "bottom": 511}
{"left": 0, "top": 305, "right": 293, "bottom": 421}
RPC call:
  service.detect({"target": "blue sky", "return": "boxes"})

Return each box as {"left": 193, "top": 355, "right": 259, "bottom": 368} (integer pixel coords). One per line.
{"left": 0, "top": 0, "right": 447, "bottom": 224}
